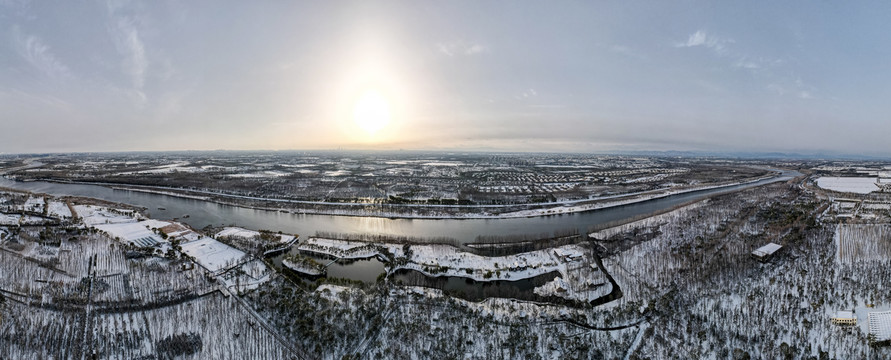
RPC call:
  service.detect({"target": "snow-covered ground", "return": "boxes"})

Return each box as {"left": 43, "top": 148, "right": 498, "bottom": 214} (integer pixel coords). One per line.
{"left": 816, "top": 177, "right": 880, "bottom": 194}
{"left": 216, "top": 227, "right": 295, "bottom": 244}
{"left": 0, "top": 213, "right": 20, "bottom": 225}
{"left": 46, "top": 201, "right": 71, "bottom": 218}
{"left": 389, "top": 243, "right": 580, "bottom": 282}
{"left": 22, "top": 196, "right": 45, "bottom": 213}
{"left": 0, "top": 213, "right": 48, "bottom": 225}
{"left": 299, "top": 237, "right": 378, "bottom": 259}
{"left": 74, "top": 205, "right": 139, "bottom": 226}
{"left": 227, "top": 171, "right": 290, "bottom": 178}
{"left": 316, "top": 284, "right": 350, "bottom": 303}
{"left": 180, "top": 237, "right": 247, "bottom": 273}
{"left": 281, "top": 258, "right": 324, "bottom": 275}
{"left": 298, "top": 237, "right": 592, "bottom": 282}
{"left": 219, "top": 259, "right": 273, "bottom": 293}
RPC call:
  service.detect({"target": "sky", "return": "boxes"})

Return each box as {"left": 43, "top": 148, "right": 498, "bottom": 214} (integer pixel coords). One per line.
{"left": 2, "top": 1, "right": 891, "bottom": 156}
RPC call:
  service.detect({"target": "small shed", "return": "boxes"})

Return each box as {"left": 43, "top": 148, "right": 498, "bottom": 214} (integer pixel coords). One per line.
{"left": 752, "top": 243, "right": 783, "bottom": 261}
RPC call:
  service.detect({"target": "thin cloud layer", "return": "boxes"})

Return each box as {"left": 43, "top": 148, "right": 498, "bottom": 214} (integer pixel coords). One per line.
{"left": 0, "top": 1, "right": 890, "bottom": 156}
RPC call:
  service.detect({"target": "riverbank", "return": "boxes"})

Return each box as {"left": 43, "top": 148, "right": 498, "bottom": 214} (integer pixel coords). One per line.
{"left": 11, "top": 172, "right": 787, "bottom": 220}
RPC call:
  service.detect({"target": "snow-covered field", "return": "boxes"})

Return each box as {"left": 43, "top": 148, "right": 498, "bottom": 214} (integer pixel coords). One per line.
{"left": 816, "top": 176, "right": 880, "bottom": 194}
{"left": 0, "top": 213, "right": 19, "bottom": 225}
{"left": 226, "top": 170, "right": 290, "bottom": 178}
{"left": 22, "top": 196, "right": 45, "bottom": 213}
{"left": 94, "top": 220, "right": 169, "bottom": 247}
{"left": 0, "top": 213, "right": 49, "bottom": 225}
{"left": 74, "top": 205, "right": 138, "bottom": 225}
{"left": 46, "top": 201, "right": 71, "bottom": 218}
{"left": 180, "top": 237, "right": 247, "bottom": 273}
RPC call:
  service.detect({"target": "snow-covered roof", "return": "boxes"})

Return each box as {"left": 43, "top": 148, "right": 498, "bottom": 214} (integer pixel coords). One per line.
{"left": 869, "top": 311, "right": 891, "bottom": 341}
{"left": 834, "top": 311, "right": 855, "bottom": 320}
{"left": 752, "top": 243, "right": 782, "bottom": 257}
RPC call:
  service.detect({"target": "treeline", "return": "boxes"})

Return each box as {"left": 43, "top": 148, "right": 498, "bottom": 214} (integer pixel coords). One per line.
{"left": 313, "top": 231, "right": 460, "bottom": 247}
{"left": 468, "top": 229, "right": 582, "bottom": 256}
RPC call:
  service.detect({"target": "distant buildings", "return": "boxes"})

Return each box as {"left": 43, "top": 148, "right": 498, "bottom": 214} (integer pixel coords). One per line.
{"left": 553, "top": 248, "right": 583, "bottom": 262}
{"left": 752, "top": 243, "right": 782, "bottom": 261}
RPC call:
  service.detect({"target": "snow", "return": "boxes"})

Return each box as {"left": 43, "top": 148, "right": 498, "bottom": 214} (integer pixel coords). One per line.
{"left": 316, "top": 284, "right": 350, "bottom": 303}
{"left": 299, "top": 237, "right": 378, "bottom": 259}
{"left": 281, "top": 258, "right": 324, "bottom": 275}
{"left": 227, "top": 170, "right": 290, "bottom": 178}
{"left": 94, "top": 221, "right": 168, "bottom": 247}
{"left": 159, "top": 222, "right": 201, "bottom": 241}
{"left": 421, "top": 161, "right": 463, "bottom": 167}
{"left": 0, "top": 213, "right": 20, "bottom": 225}
{"left": 216, "top": 227, "right": 296, "bottom": 244}
{"left": 862, "top": 202, "right": 891, "bottom": 210}
{"left": 74, "top": 205, "right": 138, "bottom": 226}
{"left": 389, "top": 243, "right": 573, "bottom": 282}
{"left": 869, "top": 311, "right": 891, "bottom": 341}
{"left": 22, "top": 196, "right": 45, "bottom": 213}
{"left": 216, "top": 227, "right": 261, "bottom": 239}
{"left": 752, "top": 243, "right": 782, "bottom": 257}
{"left": 816, "top": 177, "right": 880, "bottom": 194}
{"left": 179, "top": 237, "right": 247, "bottom": 273}
{"left": 219, "top": 259, "right": 272, "bottom": 293}
{"left": 46, "top": 201, "right": 72, "bottom": 218}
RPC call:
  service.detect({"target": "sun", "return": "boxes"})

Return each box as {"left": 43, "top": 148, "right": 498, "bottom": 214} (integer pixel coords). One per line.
{"left": 353, "top": 90, "right": 391, "bottom": 136}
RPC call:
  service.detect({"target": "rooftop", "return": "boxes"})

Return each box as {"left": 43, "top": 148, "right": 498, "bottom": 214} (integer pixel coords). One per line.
{"left": 752, "top": 243, "right": 783, "bottom": 258}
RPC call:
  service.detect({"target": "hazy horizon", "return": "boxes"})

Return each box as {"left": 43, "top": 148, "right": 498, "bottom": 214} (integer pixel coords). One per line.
{"left": 4, "top": 1, "right": 891, "bottom": 156}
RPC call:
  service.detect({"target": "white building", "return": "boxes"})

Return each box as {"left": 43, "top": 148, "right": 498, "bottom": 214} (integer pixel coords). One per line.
{"left": 868, "top": 311, "right": 891, "bottom": 341}
{"left": 752, "top": 243, "right": 782, "bottom": 261}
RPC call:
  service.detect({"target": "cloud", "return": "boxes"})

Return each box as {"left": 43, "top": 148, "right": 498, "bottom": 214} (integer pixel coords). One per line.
{"left": 110, "top": 18, "right": 147, "bottom": 90}
{"left": 437, "top": 40, "right": 488, "bottom": 56}
{"left": 675, "top": 30, "right": 733, "bottom": 53}
{"left": 12, "top": 26, "right": 71, "bottom": 80}
{"left": 106, "top": 1, "right": 148, "bottom": 105}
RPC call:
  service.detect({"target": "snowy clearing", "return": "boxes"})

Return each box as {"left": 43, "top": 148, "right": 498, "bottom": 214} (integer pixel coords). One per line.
{"left": 816, "top": 177, "right": 880, "bottom": 194}
{"left": 46, "top": 201, "right": 72, "bottom": 218}
{"left": 74, "top": 205, "right": 139, "bottom": 225}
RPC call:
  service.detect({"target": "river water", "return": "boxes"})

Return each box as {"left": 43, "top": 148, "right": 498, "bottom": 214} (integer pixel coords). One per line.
{"left": 0, "top": 171, "right": 797, "bottom": 243}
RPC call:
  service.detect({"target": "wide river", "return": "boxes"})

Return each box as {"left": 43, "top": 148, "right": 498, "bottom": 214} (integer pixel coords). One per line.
{"left": 0, "top": 171, "right": 798, "bottom": 243}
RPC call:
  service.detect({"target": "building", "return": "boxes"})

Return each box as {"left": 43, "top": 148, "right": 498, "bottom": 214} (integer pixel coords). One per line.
{"left": 868, "top": 311, "right": 891, "bottom": 341}
{"left": 752, "top": 243, "right": 783, "bottom": 261}
{"left": 831, "top": 310, "right": 857, "bottom": 325}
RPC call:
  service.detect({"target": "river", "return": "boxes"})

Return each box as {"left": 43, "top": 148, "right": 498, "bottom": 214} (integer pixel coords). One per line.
{"left": 0, "top": 171, "right": 797, "bottom": 243}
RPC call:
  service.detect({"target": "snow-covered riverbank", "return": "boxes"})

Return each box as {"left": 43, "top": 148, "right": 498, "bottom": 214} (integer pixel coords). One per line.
{"left": 46, "top": 173, "right": 785, "bottom": 221}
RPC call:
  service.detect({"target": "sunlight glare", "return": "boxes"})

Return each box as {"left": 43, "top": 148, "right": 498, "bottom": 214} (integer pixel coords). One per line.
{"left": 353, "top": 90, "right": 391, "bottom": 136}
